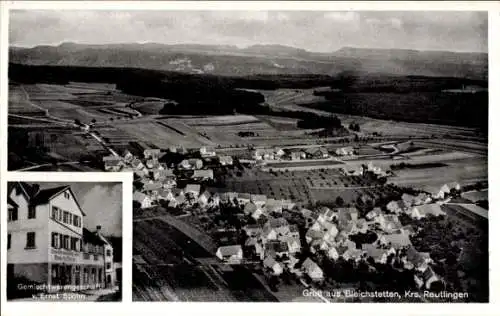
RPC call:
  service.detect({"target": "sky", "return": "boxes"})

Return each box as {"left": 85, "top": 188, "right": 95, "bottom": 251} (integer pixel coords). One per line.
{"left": 35, "top": 182, "right": 123, "bottom": 236}
{"left": 9, "top": 10, "right": 487, "bottom": 53}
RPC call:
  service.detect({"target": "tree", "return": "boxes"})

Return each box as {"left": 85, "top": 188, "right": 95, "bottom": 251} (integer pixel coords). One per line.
{"left": 335, "top": 196, "right": 345, "bottom": 207}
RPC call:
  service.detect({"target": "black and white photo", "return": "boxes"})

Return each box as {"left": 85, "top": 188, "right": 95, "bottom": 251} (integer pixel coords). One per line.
{"left": 6, "top": 8, "right": 489, "bottom": 304}
{"left": 6, "top": 181, "right": 123, "bottom": 301}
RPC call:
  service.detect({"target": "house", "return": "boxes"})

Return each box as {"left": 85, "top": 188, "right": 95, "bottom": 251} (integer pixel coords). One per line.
{"left": 216, "top": 245, "right": 243, "bottom": 264}
{"left": 251, "top": 208, "right": 266, "bottom": 220}
{"left": 362, "top": 244, "right": 388, "bottom": 264}
{"left": 261, "top": 226, "right": 278, "bottom": 242}
{"left": 243, "top": 203, "right": 259, "bottom": 215}
{"left": 265, "top": 199, "right": 284, "bottom": 214}
{"left": 286, "top": 236, "right": 301, "bottom": 253}
{"left": 161, "top": 178, "right": 177, "bottom": 190}
{"left": 274, "top": 147, "right": 285, "bottom": 157}
{"left": 250, "top": 194, "right": 267, "bottom": 207}
{"left": 302, "top": 258, "right": 324, "bottom": 281}
{"left": 415, "top": 266, "right": 441, "bottom": 290}
{"left": 404, "top": 246, "right": 428, "bottom": 272}
{"left": 379, "top": 233, "right": 412, "bottom": 250}
{"left": 145, "top": 159, "right": 161, "bottom": 170}
{"left": 103, "top": 155, "right": 123, "bottom": 171}
{"left": 143, "top": 182, "right": 162, "bottom": 194}
{"left": 431, "top": 182, "right": 461, "bottom": 199}
{"left": 185, "top": 184, "right": 201, "bottom": 198}
{"left": 311, "top": 220, "right": 339, "bottom": 239}
{"left": 221, "top": 192, "right": 239, "bottom": 204}
{"left": 192, "top": 169, "right": 214, "bottom": 180}
{"left": 410, "top": 203, "right": 445, "bottom": 220}
{"left": 144, "top": 148, "right": 162, "bottom": 160}
{"left": 290, "top": 150, "right": 306, "bottom": 161}
{"left": 378, "top": 215, "right": 402, "bottom": 233}
{"left": 243, "top": 224, "right": 263, "bottom": 237}
{"left": 305, "top": 228, "right": 324, "bottom": 244}
{"left": 265, "top": 241, "right": 290, "bottom": 258}
{"left": 366, "top": 207, "right": 383, "bottom": 221}
{"left": 342, "top": 248, "right": 364, "bottom": 262}
{"left": 237, "top": 193, "right": 252, "bottom": 205}
{"left": 353, "top": 219, "right": 369, "bottom": 234}
{"left": 179, "top": 159, "right": 203, "bottom": 170}
{"left": 402, "top": 193, "right": 417, "bottom": 207}
{"left": 400, "top": 225, "right": 417, "bottom": 236}
{"left": 263, "top": 256, "right": 284, "bottom": 275}
{"left": 198, "top": 191, "right": 211, "bottom": 206}
{"left": 335, "top": 146, "right": 355, "bottom": 156}
{"left": 157, "top": 189, "right": 175, "bottom": 202}
{"left": 264, "top": 218, "right": 290, "bottom": 235}
{"left": 153, "top": 168, "right": 174, "bottom": 181}
{"left": 131, "top": 158, "right": 145, "bottom": 170}
{"left": 253, "top": 149, "right": 276, "bottom": 161}
{"left": 305, "top": 147, "right": 329, "bottom": 159}
{"left": 123, "top": 150, "right": 134, "bottom": 163}
{"left": 337, "top": 207, "right": 359, "bottom": 222}
{"left": 169, "top": 194, "right": 186, "bottom": 208}
{"left": 219, "top": 155, "right": 233, "bottom": 166}
{"left": 327, "top": 247, "right": 340, "bottom": 260}
{"left": 366, "top": 162, "right": 384, "bottom": 176}
{"left": 289, "top": 225, "right": 300, "bottom": 239}
{"left": 310, "top": 239, "right": 330, "bottom": 253}
{"left": 319, "top": 206, "right": 337, "bottom": 222}
{"left": 133, "top": 192, "right": 153, "bottom": 209}
{"left": 200, "top": 146, "right": 216, "bottom": 157}
{"left": 245, "top": 237, "right": 264, "bottom": 259}
{"left": 386, "top": 200, "right": 406, "bottom": 214}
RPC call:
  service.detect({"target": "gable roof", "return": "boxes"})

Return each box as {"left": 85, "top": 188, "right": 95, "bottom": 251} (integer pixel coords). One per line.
{"left": 382, "top": 233, "right": 412, "bottom": 249}
{"left": 83, "top": 227, "right": 105, "bottom": 246}
{"left": 414, "top": 203, "right": 446, "bottom": 217}
{"left": 217, "top": 245, "right": 242, "bottom": 257}
{"left": 302, "top": 258, "right": 321, "bottom": 272}
{"left": 32, "top": 186, "right": 86, "bottom": 216}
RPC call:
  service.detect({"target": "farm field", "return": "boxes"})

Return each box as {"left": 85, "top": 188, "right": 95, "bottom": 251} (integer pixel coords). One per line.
{"left": 133, "top": 217, "right": 276, "bottom": 301}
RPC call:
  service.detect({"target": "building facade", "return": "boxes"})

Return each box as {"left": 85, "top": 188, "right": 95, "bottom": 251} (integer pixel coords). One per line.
{"left": 7, "top": 182, "right": 113, "bottom": 293}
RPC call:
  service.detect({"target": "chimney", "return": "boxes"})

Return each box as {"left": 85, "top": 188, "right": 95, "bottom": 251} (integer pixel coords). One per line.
{"left": 96, "top": 225, "right": 102, "bottom": 235}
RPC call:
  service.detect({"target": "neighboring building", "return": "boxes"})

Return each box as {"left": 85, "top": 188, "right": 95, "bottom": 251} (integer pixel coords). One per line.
{"left": 410, "top": 204, "right": 446, "bottom": 220}
{"left": 192, "top": 169, "right": 214, "bottom": 180}
{"left": 184, "top": 184, "right": 201, "bottom": 198}
{"left": 386, "top": 200, "right": 406, "bottom": 214}
{"left": 250, "top": 194, "right": 267, "bottom": 207}
{"left": 103, "top": 156, "right": 124, "bottom": 172}
{"left": 96, "top": 227, "right": 115, "bottom": 288}
{"left": 302, "top": 258, "right": 324, "bottom": 281}
{"left": 7, "top": 183, "right": 108, "bottom": 293}
{"left": 263, "top": 256, "right": 284, "bottom": 275}
{"left": 133, "top": 192, "right": 153, "bottom": 209}
{"left": 143, "top": 149, "right": 162, "bottom": 160}
{"left": 200, "top": 146, "right": 216, "bottom": 157}
{"left": 216, "top": 245, "right": 243, "bottom": 264}
{"left": 335, "top": 146, "right": 355, "bottom": 156}
{"left": 219, "top": 156, "right": 234, "bottom": 166}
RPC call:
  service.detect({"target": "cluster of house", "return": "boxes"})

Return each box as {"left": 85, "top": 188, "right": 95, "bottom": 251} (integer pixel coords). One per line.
{"left": 116, "top": 146, "right": 234, "bottom": 210}
{"left": 300, "top": 204, "right": 442, "bottom": 289}
{"left": 342, "top": 161, "right": 387, "bottom": 177}
{"left": 253, "top": 146, "right": 330, "bottom": 161}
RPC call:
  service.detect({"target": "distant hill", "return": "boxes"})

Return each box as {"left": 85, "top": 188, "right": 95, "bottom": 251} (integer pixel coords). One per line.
{"left": 9, "top": 43, "right": 488, "bottom": 79}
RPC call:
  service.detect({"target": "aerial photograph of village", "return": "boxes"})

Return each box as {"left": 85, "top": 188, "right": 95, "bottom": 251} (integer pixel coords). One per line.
{"left": 8, "top": 10, "right": 488, "bottom": 302}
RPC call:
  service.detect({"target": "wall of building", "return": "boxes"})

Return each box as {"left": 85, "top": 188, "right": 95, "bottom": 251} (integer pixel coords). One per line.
{"left": 8, "top": 189, "right": 49, "bottom": 264}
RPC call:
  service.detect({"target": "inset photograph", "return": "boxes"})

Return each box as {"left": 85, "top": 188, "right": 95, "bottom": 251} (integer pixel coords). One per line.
{"left": 7, "top": 181, "right": 123, "bottom": 301}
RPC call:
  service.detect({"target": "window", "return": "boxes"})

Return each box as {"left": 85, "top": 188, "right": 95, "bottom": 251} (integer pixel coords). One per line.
{"left": 28, "top": 205, "right": 36, "bottom": 219}
{"left": 94, "top": 254, "right": 99, "bottom": 261}
{"left": 70, "top": 237, "right": 79, "bottom": 251}
{"left": 26, "top": 232, "right": 36, "bottom": 249}
{"left": 51, "top": 206, "right": 59, "bottom": 220}
{"left": 73, "top": 215, "right": 77, "bottom": 227}
{"left": 8, "top": 208, "right": 18, "bottom": 221}
{"left": 59, "top": 234, "right": 64, "bottom": 249}
{"left": 63, "top": 235, "right": 70, "bottom": 249}
{"left": 63, "top": 211, "right": 69, "bottom": 224}
{"left": 106, "top": 263, "right": 111, "bottom": 269}
{"left": 106, "top": 249, "right": 112, "bottom": 257}
{"left": 64, "top": 191, "right": 70, "bottom": 199}
{"left": 8, "top": 234, "right": 11, "bottom": 250}
{"left": 51, "top": 232, "right": 59, "bottom": 248}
